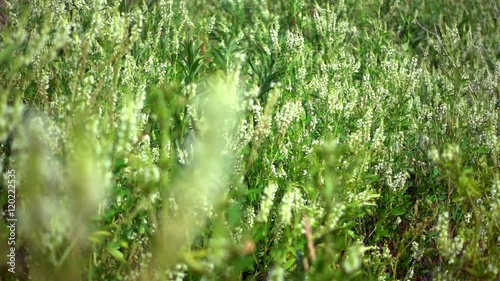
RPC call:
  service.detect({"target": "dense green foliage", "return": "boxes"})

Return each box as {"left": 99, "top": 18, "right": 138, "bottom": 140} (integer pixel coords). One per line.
{"left": 0, "top": 0, "right": 498, "bottom": 280}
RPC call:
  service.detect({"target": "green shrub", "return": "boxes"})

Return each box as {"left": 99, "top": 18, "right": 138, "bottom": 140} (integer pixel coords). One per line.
{"left": 0, "top": 0, "right": 498, "bottom": 280}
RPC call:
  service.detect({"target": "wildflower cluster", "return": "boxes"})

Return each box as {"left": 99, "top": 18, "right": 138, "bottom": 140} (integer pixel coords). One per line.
{"left": 0, "top": 0, "right": 498, "bottom": 280}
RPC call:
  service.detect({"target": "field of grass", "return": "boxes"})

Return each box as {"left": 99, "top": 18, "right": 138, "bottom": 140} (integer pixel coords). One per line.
{"left": 0, "top": 0, "right": 498, "bottom": 280}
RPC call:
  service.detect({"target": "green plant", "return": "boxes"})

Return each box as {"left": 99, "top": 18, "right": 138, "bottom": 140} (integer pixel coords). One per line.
{"left": 0, "top": 0, "right": 498, "bottom": 280}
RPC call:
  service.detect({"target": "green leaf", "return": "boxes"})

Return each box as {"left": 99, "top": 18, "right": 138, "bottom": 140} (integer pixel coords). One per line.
{"left": 92, "top": 230, "right": 113, "bottom": 237}
{"left": 108, "top": 240, "right": 122, "bottom": 249}
{"left": 432, "top": 168, "right": 440, "bottom": 176}
{"left": 284, "top": 257, "right": 296, "bottom": 270}
{"left": 88, "top": 230, "right": 113, "bottom": 244}
{"left": 0, "top": 44, "right": 19, "bottom": 65}
{"left": 254, "top": 226, "right": 267, "bottom": 242}
{"left": 113, "top": 158, "right": 127, "bottom": 172}
{"left": 392, "top": 208, "right": 406, "bottom": 216}
{"left": 120, "top": 241, "right": 129, "bottom": 248}
{"left": 107, "top": 247, "right": 126, "bottom": 263}
{"left": 464, "top": 267, "right": 480, "bottom": 277}
{"left": 474, "top": 146, "right": 490, "bottom": 154}
{"left": 363, "top": 174, "right": 380, "bottom": 182}
{"left": 88, "top": 237, "right": 102, "bottom": 244}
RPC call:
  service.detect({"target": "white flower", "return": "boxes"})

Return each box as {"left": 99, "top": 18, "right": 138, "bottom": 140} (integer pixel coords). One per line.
{"left": 256, "top": 182, "right": 278, "bottom": 223}
{"left": 268, "top": 266, "right": 285, "bottom": 281}
{"left": 276, "top": 100, "right": 304, "bottom": 135}
{"left": 343, "top": 243, "right": 373, "bottom": 273}
{"left": 464, "top": 212, "right": 472, "bottom": 224}
{"left": 280, "top": 187, "right": 296, "bottom": 225}
{"left": 411, "top": 241, "right": 423, "bottom": 260}
{"left": 395, "top": 217, "right": 402, "bottom": 225}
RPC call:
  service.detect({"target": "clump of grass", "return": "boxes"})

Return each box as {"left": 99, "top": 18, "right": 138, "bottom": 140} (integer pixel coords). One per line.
{"left": 0, "top": 0, "right": 498, "bottom": 280}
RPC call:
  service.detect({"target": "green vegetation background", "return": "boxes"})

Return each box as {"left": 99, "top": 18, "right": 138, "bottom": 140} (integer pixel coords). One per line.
{"left": 0, "top": 0, "right": 498, "bottom": 280}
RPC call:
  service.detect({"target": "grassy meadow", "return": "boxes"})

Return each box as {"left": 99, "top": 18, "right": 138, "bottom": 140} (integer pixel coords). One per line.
{"left": 0, "top": 0, "right": 498, "bottom": 280}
